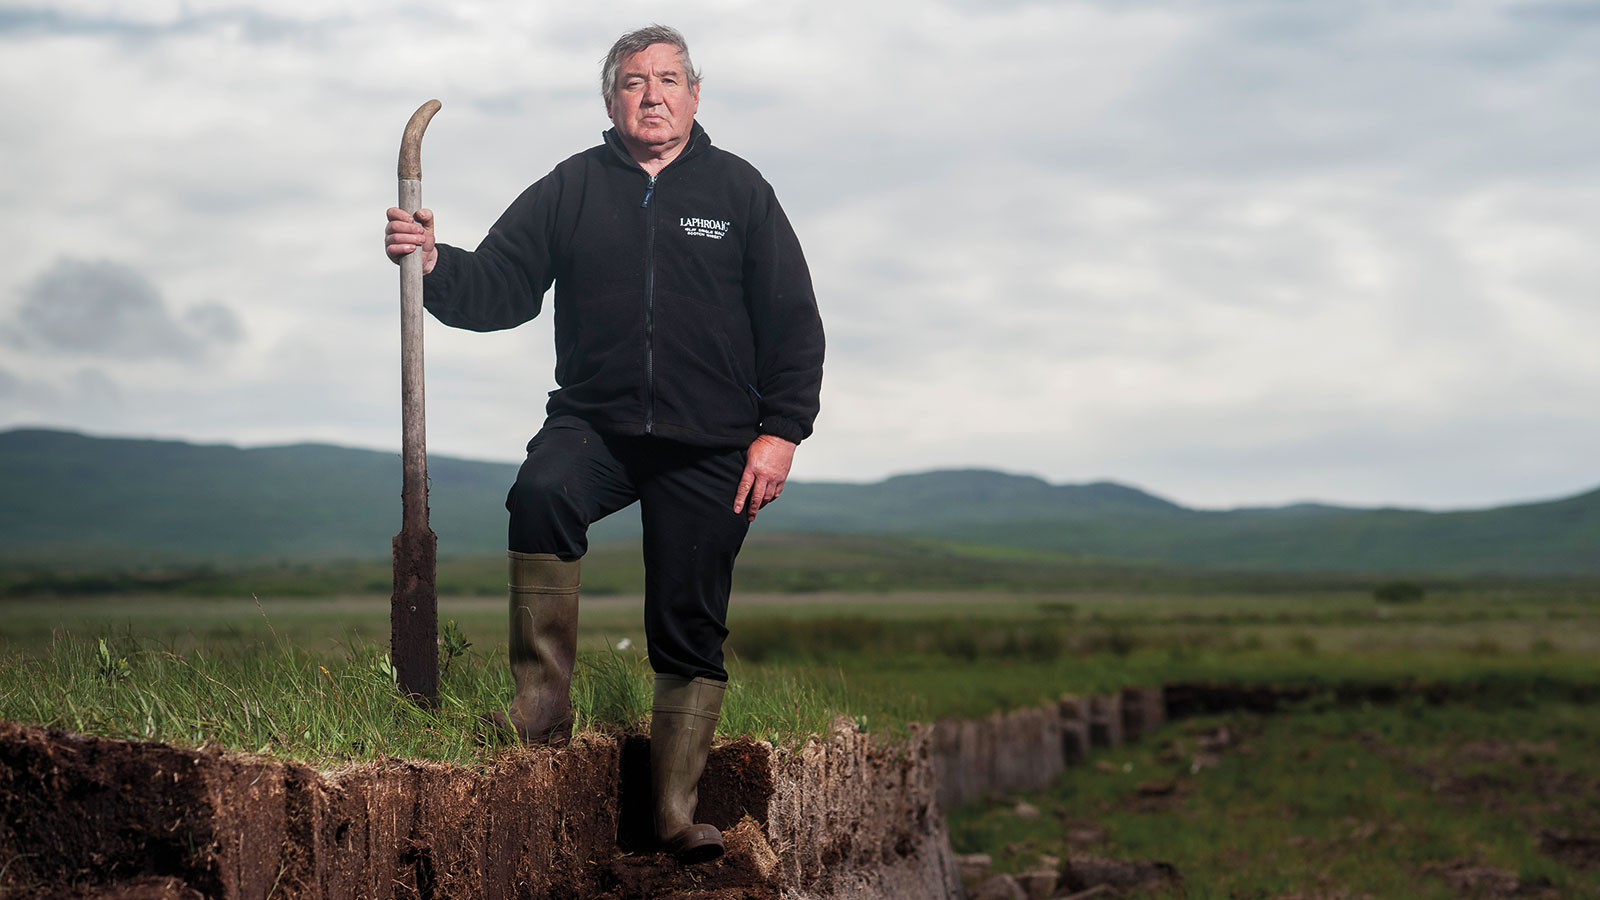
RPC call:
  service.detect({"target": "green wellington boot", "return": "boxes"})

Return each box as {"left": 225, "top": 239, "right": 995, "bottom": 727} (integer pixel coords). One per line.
{"left": 651, "top": 674, "right": 727, "bottom": 864}
{"left": 490, "top": 551, "right": 580, "bottom": 745}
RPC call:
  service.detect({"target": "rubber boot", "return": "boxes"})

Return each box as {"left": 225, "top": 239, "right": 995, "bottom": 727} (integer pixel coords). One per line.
{"left": 651, "top": 674, "right": 727, "bottom": 864}
{"left": 490, "top": 551, "right": 580, "bottom": 745}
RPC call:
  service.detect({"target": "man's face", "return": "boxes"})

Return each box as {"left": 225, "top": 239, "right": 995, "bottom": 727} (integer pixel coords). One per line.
{"left": 607, "top": 43, "right": 699, "bottom": 158}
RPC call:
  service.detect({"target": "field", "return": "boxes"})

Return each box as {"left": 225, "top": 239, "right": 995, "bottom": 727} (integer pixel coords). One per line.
{"left": 950, "top": 701, "right": 1600, "bottom": 898}
{"left": 3, "top": 533, "right": 1599, "bottom": 896}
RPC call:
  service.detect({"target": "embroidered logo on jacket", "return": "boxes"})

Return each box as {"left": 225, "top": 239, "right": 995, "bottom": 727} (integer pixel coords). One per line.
{"left": 681, "top": 217, "right": 730, "bottom": 240}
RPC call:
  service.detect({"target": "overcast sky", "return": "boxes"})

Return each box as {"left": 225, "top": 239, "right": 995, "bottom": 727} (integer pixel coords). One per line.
{"left": 2, "top": 0, "right": 1597, "bottom": 509}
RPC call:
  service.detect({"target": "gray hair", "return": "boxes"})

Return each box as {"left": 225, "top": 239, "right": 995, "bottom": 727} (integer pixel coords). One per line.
{"left": 600, "top": 24, "right": 701, "bottom": 104}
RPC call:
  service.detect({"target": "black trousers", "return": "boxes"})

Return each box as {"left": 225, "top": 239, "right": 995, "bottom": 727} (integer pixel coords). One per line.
{"left": 506, "top": 415, "right": 750, "bottom": 681}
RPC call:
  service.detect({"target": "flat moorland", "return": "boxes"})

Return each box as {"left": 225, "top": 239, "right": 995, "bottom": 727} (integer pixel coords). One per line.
{"left": 3, "top": 535, "right": 1597, "bottom": 761}
{"left": 949, "top": 702, "right": 1600, "bottom": 898}
{"left": 4, "top": 535, "right": 1598, "bottom": 897}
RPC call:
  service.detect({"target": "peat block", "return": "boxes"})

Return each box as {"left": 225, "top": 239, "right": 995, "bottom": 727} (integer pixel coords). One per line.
{"left": 931, "top": 707, "right": 1065, "bottom": 810}
{"left": 1087, "top": 693, "right": 1123, "bottom": 749}
{"left": 1058, "top": 694, "right": 1091, "bottom": 765}
{"left": 1, "top": 719, "right": 956, "bottom": 900}
{"left": 1119, "top": 686, "right": 1165, "bottom": 742}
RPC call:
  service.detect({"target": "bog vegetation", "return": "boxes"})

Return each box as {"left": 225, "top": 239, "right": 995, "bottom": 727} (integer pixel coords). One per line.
{"left": 3, "top": 534, "right": 1597, "bottom": 756}
{"left": 4, "top": 533, "right": 1599, "bottom": 896}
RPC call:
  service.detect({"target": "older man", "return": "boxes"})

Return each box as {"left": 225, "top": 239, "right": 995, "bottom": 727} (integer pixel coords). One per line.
{"left": 384, "top": 25, "right": 824, "bottom": 863}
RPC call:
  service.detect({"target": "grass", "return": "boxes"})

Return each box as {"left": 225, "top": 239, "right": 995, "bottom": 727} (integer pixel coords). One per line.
{"left": 2, "top": 544, "right": 1598, "bottom": 761}
{"left": 11, "top": 533, "right": 1600, "bottom": 600}
{"left": 0, "top": 623, "right": 862, "bottom": 764}
{"left": 947, "top": 702, "right": 1600, "bottom": 898}
{"left": 3, "top": 579, "right": 1597, "bottom": 761}
{"left": 4, "top": 543, "right": 1597, "bottom": 897}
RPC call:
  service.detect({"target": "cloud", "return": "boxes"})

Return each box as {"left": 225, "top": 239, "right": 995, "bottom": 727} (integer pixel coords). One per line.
{"left": 0, "top": 5, "right": 340, "bottom": 43}
{"left": 5, "top": 258, "right": 242, "bottom": 362}
{"left": 0, "top": 363, "right": 120, "bottom": 411}
{"left": 0, "top": 0, "right": 1597, "bottom": 508}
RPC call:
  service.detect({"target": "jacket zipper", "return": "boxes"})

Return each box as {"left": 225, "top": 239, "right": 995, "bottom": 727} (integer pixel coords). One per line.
{"left": 642, "top": 173, "right": 658, "bottom": 434}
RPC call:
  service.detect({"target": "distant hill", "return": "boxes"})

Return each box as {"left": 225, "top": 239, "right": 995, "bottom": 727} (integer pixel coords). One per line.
{"left": 1, "top": 428, "right": 1596, "bottom": 575}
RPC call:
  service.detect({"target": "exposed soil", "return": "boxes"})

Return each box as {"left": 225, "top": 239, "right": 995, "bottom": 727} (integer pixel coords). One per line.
{"left": 1539, "top": 829, "right": 1600, "bottom": 871}
{"left": 0, "top": 722, "right": 788, "bottom": 900}
{"left": 1060, "top": 854, "right": 1180, "bottom": 895}
{"left": 1349, "top": 725, "right": 1600, "bottom": 878}
{"left": 1, "top": 718, "right": 956, "bottom": 900}
{"left": 11, "top": 679, "right": 1592, "bottom": 899}
{"left": 1420, "top": 858, "right": 1559, "bottom": 899}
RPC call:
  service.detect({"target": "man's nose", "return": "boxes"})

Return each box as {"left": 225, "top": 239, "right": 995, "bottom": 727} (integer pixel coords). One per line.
{"left": 642, "top": 79, "right": 663, "bottom": 104}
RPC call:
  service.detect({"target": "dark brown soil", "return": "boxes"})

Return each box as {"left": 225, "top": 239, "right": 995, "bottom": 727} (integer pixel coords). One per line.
{"left": 0, "top": 722, "right": 780, "bottom": 900}
{"left": 1420, "top": 858, "right": 1559, "bottom": 899}
{"left": 1060, "top": 853, "right": 1180, "bottom": 894}
{"left": 1162, "top": 682, "right": 1317, "bottom": 717}
{"left": 1539, "top": 830, "right": 1600, "bottom": 871}
{"left": 68, "top": 876, "right": 208, "bottom": 900}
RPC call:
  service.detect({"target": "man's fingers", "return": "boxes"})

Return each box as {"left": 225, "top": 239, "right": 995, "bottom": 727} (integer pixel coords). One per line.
{"left": 733, "top": 473, "right": 755, "bottom": 513}
{"left": 386, "top": 236, "right": 423, "bottom": 259}
{"left": 386, "top": 209, "right": 433, "bottom": 238}
{"left": 747, "top": 475, "right": 770, "bottom": 517}
{"left": 384, "top": 208, "right": 435, "bottom": 270}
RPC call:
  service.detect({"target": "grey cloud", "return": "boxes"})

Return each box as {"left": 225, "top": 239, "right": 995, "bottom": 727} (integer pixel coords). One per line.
{"left": 70, "top": 367, "right": 120, "bottom": 404}
{"left": 183, "top": 303, "right": 244, "bottom": 344}
{"left": 0, "top": 7, "right": 343, "bottom": 44}
{"left": 1512, "top": 1, "right": 1600, "bottom": 26}
{"left": 3, "top": 0, "right": 1597, "bottom": 510}
{"left": 0, "top": 365, "right": 118, "bottom": 409}
{"left": 175, "top": 183, "right": 316, "bottom": 216}
{"left": 1091, "top": 3, "right": 1600, "bottom": 185}
{"left": 6, "top": 258, "right": 242, "bottom": 362}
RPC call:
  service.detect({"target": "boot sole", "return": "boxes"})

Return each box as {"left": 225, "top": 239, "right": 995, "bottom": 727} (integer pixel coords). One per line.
{"left": 664, "top": 824, "right": 725, "bottom": 865}
{"left": 674, "top": 841, "right": 725, "bottom": 865}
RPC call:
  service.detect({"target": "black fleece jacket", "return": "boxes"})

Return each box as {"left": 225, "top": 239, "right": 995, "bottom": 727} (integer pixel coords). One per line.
{"left": 423, "top": 123, "right": 824, "bottom": 449}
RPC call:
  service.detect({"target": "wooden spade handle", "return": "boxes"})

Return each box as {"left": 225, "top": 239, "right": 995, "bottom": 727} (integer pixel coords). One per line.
{"left": 399, "top": 99, "right": 441, "bottom": 181}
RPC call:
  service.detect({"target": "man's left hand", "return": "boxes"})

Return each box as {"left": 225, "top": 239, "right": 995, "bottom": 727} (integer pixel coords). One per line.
{"left": 734, "top": 435, "right": 796, "bottom": 521}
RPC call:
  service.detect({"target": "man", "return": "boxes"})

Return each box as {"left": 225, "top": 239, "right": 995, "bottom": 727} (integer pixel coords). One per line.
{"left": 383, "top": 25, "right": 824, "bottom": 864}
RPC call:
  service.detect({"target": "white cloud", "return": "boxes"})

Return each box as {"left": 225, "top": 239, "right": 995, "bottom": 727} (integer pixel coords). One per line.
{"left": 2, "top": 0, "right": 1598, "bottom": 508}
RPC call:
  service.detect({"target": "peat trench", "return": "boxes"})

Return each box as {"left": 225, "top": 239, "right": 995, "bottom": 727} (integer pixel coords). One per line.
{"left": 1, "top": 680, "right": 1575, "bottom": 900}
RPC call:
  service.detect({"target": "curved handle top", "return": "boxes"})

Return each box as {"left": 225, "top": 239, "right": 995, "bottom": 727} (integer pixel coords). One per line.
{"left": 398, "top": 99, "right": 442, "bottom": 180}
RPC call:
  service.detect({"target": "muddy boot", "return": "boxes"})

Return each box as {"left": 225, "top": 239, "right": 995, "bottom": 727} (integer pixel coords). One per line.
{"left": 489, "top": 551, "right": 580, "bottom": 745}
{"left": 651, "top": 674, "right": 727, "bottom": 864}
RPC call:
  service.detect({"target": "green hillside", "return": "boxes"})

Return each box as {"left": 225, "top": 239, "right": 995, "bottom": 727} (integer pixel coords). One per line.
{"left": 1, "top": 428, "right": 1596, "bottom": 575}
{"left": 0, "top": 429, "right": 515, "bottom": 561}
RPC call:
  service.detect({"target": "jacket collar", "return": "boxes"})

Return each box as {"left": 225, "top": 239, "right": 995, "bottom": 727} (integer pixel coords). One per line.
{"left": 602, "top": 121, "right": 710, "bottom": 174}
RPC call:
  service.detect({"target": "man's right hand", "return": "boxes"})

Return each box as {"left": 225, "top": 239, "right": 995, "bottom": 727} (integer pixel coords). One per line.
{"left": 385, "top": 207, "right": 438, "bottom": 275}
